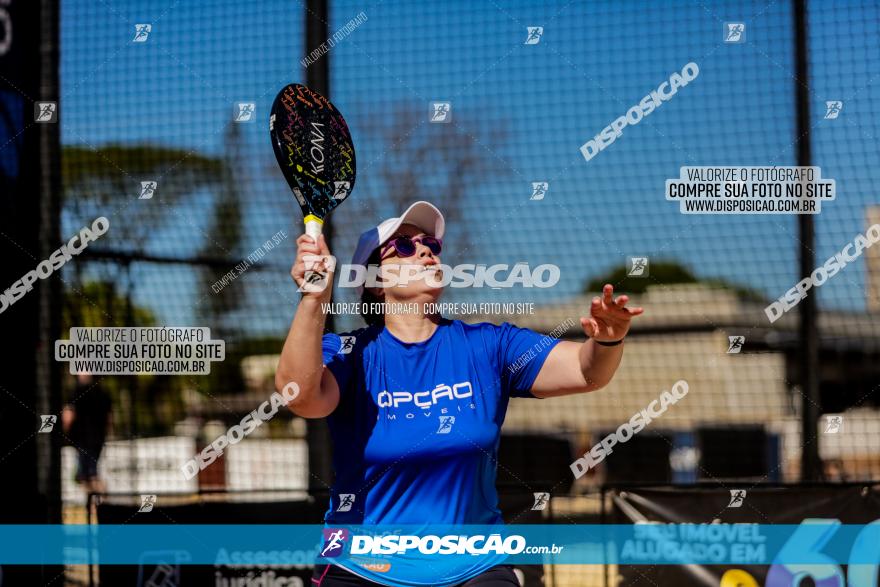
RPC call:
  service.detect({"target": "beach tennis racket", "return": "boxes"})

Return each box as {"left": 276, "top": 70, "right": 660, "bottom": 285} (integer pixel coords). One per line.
{"left": 269, "top": 83, "right": 356, "bottom": 241}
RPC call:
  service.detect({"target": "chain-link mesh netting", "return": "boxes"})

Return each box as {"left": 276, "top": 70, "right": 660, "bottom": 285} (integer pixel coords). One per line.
{"left": 49, "top": 0, "right": 879, "bottom": 583}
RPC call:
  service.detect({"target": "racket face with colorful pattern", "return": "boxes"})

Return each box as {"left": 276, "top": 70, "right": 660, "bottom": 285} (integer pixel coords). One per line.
{"left": 269, "top": 83, "right": 356, "bottom": 233}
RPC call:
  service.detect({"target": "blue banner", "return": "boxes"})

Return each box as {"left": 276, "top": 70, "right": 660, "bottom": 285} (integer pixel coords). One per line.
{"left": 3, "top": 523, "right": 879, "bottom": 566}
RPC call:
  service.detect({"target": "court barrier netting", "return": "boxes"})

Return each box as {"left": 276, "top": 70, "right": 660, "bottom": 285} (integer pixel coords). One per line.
{"left": 3, "top": 0, "right": 878, "bottom": 586}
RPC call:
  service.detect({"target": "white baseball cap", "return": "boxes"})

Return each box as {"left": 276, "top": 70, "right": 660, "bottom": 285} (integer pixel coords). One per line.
{"left": 350, "top": 201, "right": 445, "bottom": 295}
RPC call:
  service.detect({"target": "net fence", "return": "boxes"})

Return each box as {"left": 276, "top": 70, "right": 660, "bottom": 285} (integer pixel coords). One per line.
{"left": 50, "top": 0, "right": 880, "bottom": 583}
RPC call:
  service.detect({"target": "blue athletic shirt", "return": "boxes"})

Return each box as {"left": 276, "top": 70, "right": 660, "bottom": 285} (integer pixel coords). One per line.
{"left": 317, "top": 318, "right": 561, "bottom": 585}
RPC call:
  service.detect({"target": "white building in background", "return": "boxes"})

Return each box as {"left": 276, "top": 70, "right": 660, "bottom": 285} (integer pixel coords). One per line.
{"left": 467, "top": 277, "right": 880, "bottom": 482}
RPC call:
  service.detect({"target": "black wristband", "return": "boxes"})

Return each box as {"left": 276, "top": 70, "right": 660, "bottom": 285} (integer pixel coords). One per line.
{"left": 593, "top": 337, "right": 624, "bottom": 347}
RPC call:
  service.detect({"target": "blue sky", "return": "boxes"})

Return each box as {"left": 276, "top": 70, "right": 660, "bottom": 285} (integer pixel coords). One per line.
{"left": 59, "top": 0, "right": 880, "bottom": 335}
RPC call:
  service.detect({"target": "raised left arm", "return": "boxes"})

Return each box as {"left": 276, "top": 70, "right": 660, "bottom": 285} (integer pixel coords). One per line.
{"left": 530, "top": 284, "right": 643, "bottom": 398}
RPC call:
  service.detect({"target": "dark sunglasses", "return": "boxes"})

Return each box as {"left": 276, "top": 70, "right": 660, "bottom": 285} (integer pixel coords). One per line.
{"left": 380, "top": 235, "right": 443, "bottom": 258}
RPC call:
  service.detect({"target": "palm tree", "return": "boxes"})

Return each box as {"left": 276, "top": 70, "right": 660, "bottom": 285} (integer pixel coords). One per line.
{"left": 62, "top": 143, "right": 226, "bottom": 249}
{"left": 61, "top": 133, "right": 245, "bottom": 436}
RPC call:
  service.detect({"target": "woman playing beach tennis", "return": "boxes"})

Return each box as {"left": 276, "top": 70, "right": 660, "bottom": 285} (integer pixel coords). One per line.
{"left": 275, "top": 201, "right": 643, "bottom": 587}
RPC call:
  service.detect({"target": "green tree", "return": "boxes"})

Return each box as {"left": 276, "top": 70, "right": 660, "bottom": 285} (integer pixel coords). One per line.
{"left": 61, "top": 281, "right": 185, "bottom": 438}
{"left": 61, "top": 140, "right": 234, "bottom": 436}
{"left": 62, "top": 143, "right": 226, "bottom": 249}
{"left": 584, "top": 260, "right": 767, "bottom": 303}
{"left": 195, "top": 123, "right": 247, "bottom": 337}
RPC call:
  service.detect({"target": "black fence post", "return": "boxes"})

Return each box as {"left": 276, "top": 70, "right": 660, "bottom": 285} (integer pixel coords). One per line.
{"left": 303, "top": 0, "right": 336, "bottom": 497}
{"left": 37, "top": 0, "right": 63, "bottom": 525}
{"left": 792, "top": 0, "right": 822, "bottom": 482}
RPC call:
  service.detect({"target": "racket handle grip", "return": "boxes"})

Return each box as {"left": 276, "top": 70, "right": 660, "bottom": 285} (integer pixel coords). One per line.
{"left": 304, "top": 214, "right": 323, "bottom": 242}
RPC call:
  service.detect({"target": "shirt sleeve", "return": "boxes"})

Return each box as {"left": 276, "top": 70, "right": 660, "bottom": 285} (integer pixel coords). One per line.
{"left": 496, "top": 322, "right": 561, "bottom": 399}
{"left": 322, "top": 333, "right": 354, "bottom": 393}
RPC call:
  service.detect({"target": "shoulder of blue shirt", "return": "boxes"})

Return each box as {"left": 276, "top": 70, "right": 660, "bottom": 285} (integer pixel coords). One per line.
{"left": 322, "top": 319, "right": 528, "bottom": 356}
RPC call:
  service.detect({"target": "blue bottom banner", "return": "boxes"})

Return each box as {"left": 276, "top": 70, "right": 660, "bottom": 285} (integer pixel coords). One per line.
{"left": 3, "top": 522, "right": 879, "bottom": 566}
